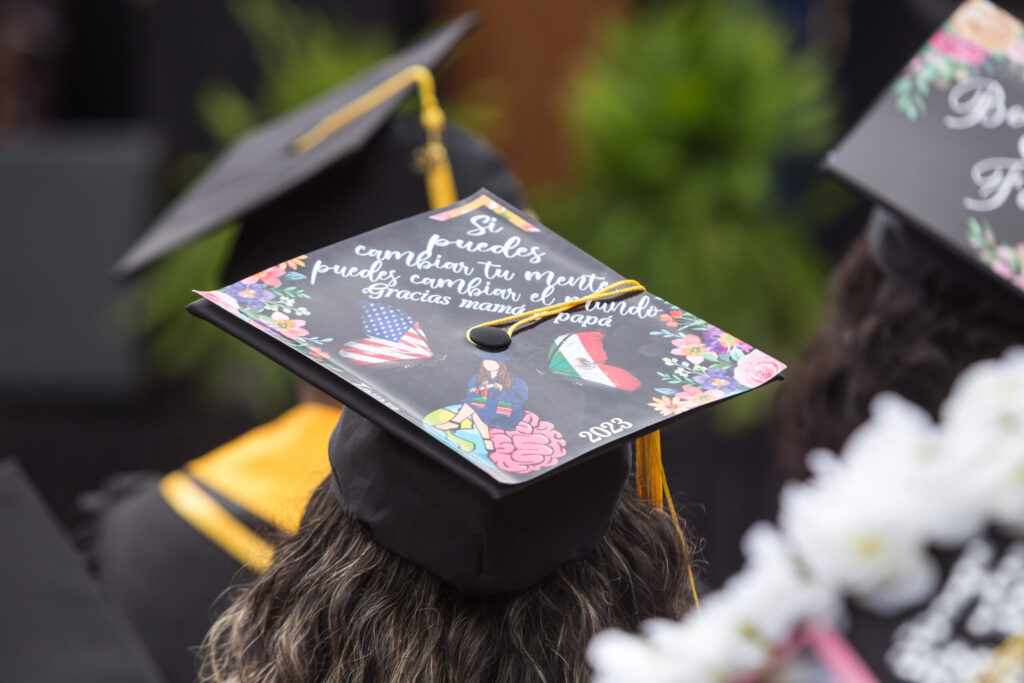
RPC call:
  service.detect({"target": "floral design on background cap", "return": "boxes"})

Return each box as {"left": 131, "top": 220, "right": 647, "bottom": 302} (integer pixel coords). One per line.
{"left": 967, "top": 217, "right": 1024, "bottom": 292}
{"left": 893, "top": 0, "right": 1024, "bottom": 121}
{"left": 950, "top": 0, "right": 1021, "bottom": 53}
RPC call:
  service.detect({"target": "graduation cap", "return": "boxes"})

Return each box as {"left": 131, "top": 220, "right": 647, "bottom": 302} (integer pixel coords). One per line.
{"left": 114, "top": 13, "right": 525, "bottom": 282}
{"left": 188, "top": 189, "right": 786, "bottom": 593}
{"left": 825, "top": 0, "right": 1024, "bottom": 306}
{"left": 0, "top": 459, "right": 164, "bottom": 683}
{"left": 842, "top": 525, "right": 1021, "bottom": 683}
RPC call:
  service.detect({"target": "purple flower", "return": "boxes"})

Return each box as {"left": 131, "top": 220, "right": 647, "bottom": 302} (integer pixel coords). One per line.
{"left": 227, "top": 282, "right": 277, "bottom": 310}
{"left": 702, "top": 324, "right": 753, "bottom": 355}
{"left": 693, "top": 368, "right": 740, "bottom": 393}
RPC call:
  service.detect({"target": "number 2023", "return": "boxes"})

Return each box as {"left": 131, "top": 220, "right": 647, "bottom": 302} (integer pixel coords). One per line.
{"left": 579, "top": 417, "right": 633, "bottom": 443}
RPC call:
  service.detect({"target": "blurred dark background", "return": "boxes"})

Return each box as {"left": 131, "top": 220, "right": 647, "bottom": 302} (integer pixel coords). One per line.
{"left": 1, "top": 0, "right": 1003, "bottom": 586}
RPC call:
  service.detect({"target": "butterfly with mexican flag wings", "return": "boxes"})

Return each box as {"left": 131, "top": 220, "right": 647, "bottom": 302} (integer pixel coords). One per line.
{"left": 548, "top": 331, "right": 641, "bottom": 392}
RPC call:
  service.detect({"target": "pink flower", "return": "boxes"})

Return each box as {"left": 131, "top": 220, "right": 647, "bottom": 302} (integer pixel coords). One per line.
{"left": 269, "top": 312, "right": 309, "bottom": 340}
{"left": 988, "top": 242, "right": 1021, "bottom": 282}
{"left": 242, "top": 265, "right": 287, "bottom": 287}
{"left": 992, "top": 257, "right": 1015, "bottom": 279}
{"left": 1008, "top": 40, "right": 1024, "bottom": 65}
{"left": 996, "top": 244, "right": 1017, "bottom": 262}
{"left": 670, "top": 334, "right": 707, "bottom": 364}
{"left": 674, "top": 385, "right": 725, "bottom": 408}
{"left": 733, "top": 350, "right": 786, "bottom": 388}
{"left": 201, "top": 289, "right": 239, "bottom": 312}
{"left": 929, "top": 29, "right": 987, "bottom": 66}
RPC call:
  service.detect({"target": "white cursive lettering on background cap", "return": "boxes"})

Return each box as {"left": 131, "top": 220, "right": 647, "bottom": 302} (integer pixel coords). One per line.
{"left": 964, "top": 133, "right": 1024, "bottom": 212}
{"left": 944, "top": 77, "right": 1024, "bottom": 131}
{"left": 938, "top": 77, "right": 1024, "bottom": 212}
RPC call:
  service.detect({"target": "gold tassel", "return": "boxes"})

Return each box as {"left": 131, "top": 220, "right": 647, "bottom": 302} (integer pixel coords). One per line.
{"left": 635, "top": 430, "right": 701, "bottom": 609}
{"left": 290, "top": 64, "right": 458, "bottom": 210}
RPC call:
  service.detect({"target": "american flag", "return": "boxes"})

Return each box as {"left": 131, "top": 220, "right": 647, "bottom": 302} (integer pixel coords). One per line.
{"left": 337, "top": 301, "right": 432, "bottom": 365}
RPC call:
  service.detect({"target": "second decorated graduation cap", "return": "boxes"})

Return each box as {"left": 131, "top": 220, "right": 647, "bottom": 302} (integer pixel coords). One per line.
{"left": 825, "top": 0, "right": 1024, "bottom": 305}
{"left": 189, "top": 189, "right": 786, "bottom": 593}
{"left": 114, "top": 13, "right": 524, "bottom": 283}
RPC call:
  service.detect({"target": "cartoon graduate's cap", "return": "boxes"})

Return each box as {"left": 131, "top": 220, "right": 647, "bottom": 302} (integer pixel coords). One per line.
{"left": 114, "top": 13, "right": 524, "bottom": 284}
{"left": 188, "top": 189, "right": 786, "bottom": 593}
{"left": 824, "top": 0, "right": 1024, "bottom": 311}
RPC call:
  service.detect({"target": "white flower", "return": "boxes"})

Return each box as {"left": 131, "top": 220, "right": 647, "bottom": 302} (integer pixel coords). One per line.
{"left": 587, "top": 525, "right": 844, "bottom": 683}
{"left": 778, "top": 459, "right": 940, "bottom": 614}
{"left": 588, "top": 568, "right": 781, "bottom": 682}
{"left": 737, "top": 523, "right": 841, "bottom": 638}
{"left": 940, "top": 347, "right": 1024, "bottom": 530}
{"left": 846, "top": 393, "right": 984, "bottom": 545}
{"left": 942, "top": 348, "right": 1024, "bottom": 440}
{"left": 588, "top": 612, "right": 756, "bottom": 683}
{"left": 587, "top": 348, "right": 1024, "bottom": 682}
{"left": 642, "top": 609, "right": 765, "bottom": 682}
{"left": 588, "top": 629, "right": 691, "bottom": 683}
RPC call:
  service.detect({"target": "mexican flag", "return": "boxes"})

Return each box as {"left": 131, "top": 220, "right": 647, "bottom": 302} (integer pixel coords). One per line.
{"left": 548, "top": 331, "right": 641, "bottom": 392}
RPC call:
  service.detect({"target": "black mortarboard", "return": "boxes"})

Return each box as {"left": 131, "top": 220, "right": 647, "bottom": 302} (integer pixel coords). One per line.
{"left": 188, "top": 189, "right": 786, "bottom": 593}
{"left": 114, "top": 13, "right": 524, "bottom": 281}
{"left": 0, "top": 459, "right": 164, "bottom": 683}
{"left": 825, "top": 0, "right": 1024, "bottom": 303}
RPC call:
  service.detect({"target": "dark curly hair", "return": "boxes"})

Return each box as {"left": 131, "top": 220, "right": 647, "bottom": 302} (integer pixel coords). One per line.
{"left": 475, "top": 359, "right": 514, "bottom": 393}
{"left": 199, "top": 479, "right": 691, "bottom": 683}
{"left": 774, "top": 227, "right": 1024, "bottom": 478}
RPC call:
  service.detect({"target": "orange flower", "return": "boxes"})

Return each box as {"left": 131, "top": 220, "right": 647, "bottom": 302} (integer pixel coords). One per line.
{"left": 950, "top": 0, "right": 1022, "bottom": 54}
{"left": 659, "top": 313, "right": 679, "bottom": 328}
{"left": 307, "top": 345, "right": 330, "bottom": 359}
{"left": 280, "top": 255, "right": 308, "bottom": 270}
{"left": 648, "top": 395, "right": 686, "bottom": 416}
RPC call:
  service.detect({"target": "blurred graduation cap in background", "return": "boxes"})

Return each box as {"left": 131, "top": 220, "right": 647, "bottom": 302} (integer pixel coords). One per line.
{"left": 189, "top": 189, "right": 787, "bottom": 593}
{"left": 114, "top": 12, "right": 524, "bottom": 284}
{"left": 825, "top": 2, "right": 1024, "bottom": 677}
{"left": 0, "top": 459, "right": 165, "bottom": 683}
{"left": 825, "top": 0, "right": 1024, "bottom": 311}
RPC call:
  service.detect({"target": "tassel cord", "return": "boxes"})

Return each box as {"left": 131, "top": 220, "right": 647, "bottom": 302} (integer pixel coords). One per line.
{"left": 465, "top": 279, "right": 646, "bottom": 347}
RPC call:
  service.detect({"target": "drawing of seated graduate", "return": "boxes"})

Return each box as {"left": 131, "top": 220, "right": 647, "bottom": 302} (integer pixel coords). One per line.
{"left": 425, "top": 354, "right": 567, "bottom": 475}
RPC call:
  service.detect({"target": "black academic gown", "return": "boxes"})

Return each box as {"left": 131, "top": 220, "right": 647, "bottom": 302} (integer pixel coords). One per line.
{"left": 82, "top": 403, "right": 340, "bottom": 683}
{"left": 0, "top": 459, "right": 165, "bottom": 683}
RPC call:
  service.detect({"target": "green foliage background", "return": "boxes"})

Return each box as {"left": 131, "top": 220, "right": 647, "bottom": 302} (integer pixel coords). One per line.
{"left": 535, "top": 1, "right": 836, "bottom": 426}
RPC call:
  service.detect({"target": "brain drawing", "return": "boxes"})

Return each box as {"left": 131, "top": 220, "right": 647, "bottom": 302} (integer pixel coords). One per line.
{"left": 489, "top": 411, "right": 568, "bottom": 473}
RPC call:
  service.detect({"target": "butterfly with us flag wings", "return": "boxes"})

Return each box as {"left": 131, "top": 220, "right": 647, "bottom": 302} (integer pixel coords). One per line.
{"left": 337, "top": 301, "right": 433, "bottom": 365}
